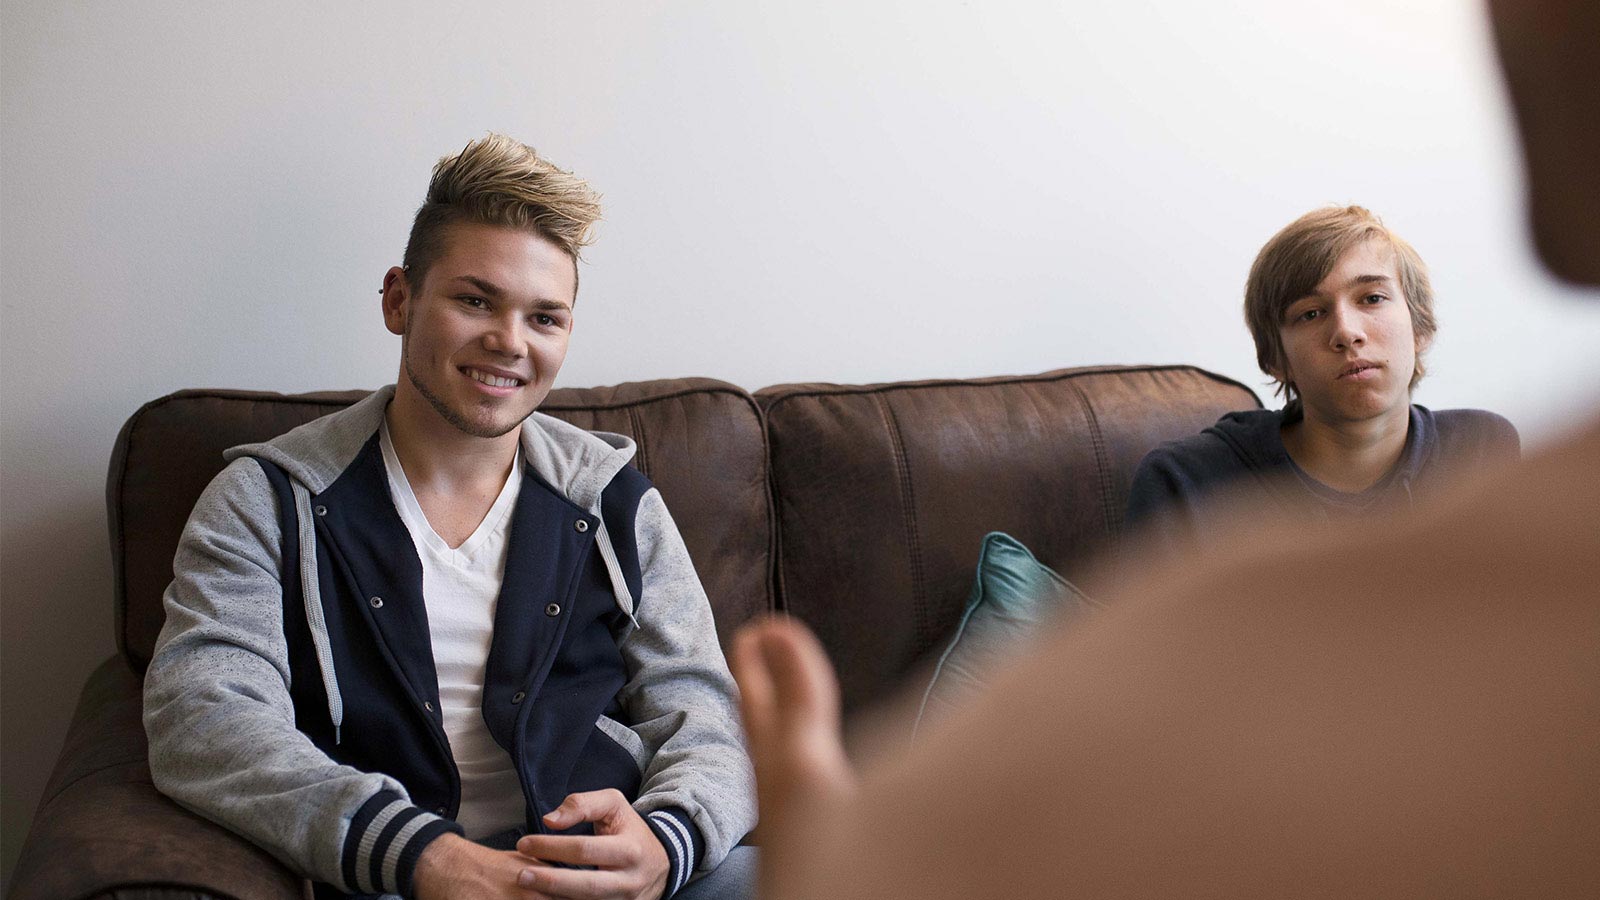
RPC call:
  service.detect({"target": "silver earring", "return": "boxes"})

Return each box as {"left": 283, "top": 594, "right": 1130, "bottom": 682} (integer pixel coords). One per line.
{"left": 381, "top": 265, "right": 412, "bottom": 294}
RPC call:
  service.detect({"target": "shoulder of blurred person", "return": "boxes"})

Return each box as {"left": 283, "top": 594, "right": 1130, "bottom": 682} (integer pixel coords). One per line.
{"left": 1429, "top": 407, "right": 1520, "bottom": 469}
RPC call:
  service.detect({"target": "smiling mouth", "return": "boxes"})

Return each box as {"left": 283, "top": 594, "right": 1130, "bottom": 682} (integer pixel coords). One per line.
{"left": 462, "top": 367, "right": 526, "bottom": 389}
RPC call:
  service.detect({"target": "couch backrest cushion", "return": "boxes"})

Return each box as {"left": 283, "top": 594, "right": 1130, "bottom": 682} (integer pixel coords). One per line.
{"left": 756, "top": 365, "right": 1259, "bottom": 715}
{"left": 110, "top": 380, "right": 774, "bottom": 672}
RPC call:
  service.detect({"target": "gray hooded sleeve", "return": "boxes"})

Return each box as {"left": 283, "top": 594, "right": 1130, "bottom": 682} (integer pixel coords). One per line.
{"left": 142, "top": 458, "right": 458, "bottom": 896}
{"left": 618, "top": 487, "right": 757, "bottom": 887}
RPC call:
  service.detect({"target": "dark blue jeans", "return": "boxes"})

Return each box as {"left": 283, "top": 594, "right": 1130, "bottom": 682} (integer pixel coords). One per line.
{"left": 677, "top": 845, "right": 757, "bottom": 900}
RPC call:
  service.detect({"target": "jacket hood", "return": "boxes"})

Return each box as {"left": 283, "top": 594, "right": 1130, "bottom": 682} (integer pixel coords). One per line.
{"left": 223, "top": 385, "right": 638, "bottom": 511}
{"left": 1204, "top": 408, "right": 1294, "bottom": 475}
{"left": 1207, "top": 404, "right": 1440, "bottom": 490}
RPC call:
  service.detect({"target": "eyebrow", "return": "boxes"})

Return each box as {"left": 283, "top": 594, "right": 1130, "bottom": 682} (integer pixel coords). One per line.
{"left": 1296, "top": 273, "right": 1395, "bottom": 305}
{"left": 448, "top": 275, "right": 572, "bottom": 311}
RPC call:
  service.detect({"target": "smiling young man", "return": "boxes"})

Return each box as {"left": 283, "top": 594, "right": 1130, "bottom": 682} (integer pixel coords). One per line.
{"left": 143, "top": 135, "right": 756, "bottom": 900}
{"left": 1124, "top": 206, "right": 1519, "bottom": 552}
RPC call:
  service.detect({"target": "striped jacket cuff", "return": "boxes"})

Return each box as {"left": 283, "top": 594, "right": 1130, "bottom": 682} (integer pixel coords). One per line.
{"left": 644, "top": 808, "right": 704, "bottom": 897}
{"left": 341, "top": 790, "right": 462, "bottom": 896}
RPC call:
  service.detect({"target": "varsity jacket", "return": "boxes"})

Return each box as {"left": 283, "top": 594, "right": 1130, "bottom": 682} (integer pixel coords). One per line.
{"left": 143, "top": 387, "right": 756, "bottom": 898}
{"left": 1124, "top": 404, "right": 1520, "bottom": 555}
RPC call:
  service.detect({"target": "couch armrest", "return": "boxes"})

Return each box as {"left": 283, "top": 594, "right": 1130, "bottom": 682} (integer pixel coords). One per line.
{"left": 9, "top": 656, "right": 305, "bottom": 900}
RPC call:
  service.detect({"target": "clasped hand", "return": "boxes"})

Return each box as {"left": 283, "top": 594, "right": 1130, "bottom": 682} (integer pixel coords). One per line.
{"left": 414, "top": 789, "right": 670, "bottom": 900}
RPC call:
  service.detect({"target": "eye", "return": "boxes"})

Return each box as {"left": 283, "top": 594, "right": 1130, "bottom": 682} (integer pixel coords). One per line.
{"left": 456, "top": 295, "right": 489, "bottom": 310}
{"left": 532, "top": 312, "right": 560, "bottom": 329}
{"left": 1362, "top": 293, "right": 1387, "bottom": 305}
{"left": 1296, "top": 308, "right": 1322, "bottom": 322}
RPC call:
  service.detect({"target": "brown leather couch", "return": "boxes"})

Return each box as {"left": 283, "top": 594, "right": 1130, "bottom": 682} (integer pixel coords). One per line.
{"left": 9, "top": 364, "right": 1256, "bottom": 900}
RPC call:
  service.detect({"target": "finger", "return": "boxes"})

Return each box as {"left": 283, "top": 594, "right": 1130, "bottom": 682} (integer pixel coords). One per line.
{"left": 540, "top": 788, "right": 630, "bottom": 829}
{"left": 516, "top": 833, "right": 636, "bottom": 869}
{"left": 744, "top": 617, "right": 848, "bottom": 756}
{"left": 732, "top": 621, "right": 781, "bottom": 747}
{"left": 737, "top": 618, "right": 857, "bottom": 810}
{"left": 518, "top": 862, "right": 630, "bottom": 900}
{"left": 757, "top": 617, "right": 843, "bottom": 735}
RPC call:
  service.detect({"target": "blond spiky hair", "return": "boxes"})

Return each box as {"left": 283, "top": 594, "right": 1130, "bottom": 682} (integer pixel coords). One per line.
{"left": 402, "top": 133, "right": 602, "bottom": 289}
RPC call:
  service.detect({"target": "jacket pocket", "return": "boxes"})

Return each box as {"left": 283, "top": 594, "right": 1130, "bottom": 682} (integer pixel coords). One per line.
{"left": 595, "top": 714, "right": 649, "bottom": 773}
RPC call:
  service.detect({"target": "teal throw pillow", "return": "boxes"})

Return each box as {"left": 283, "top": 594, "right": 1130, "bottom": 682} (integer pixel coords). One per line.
{"left": 914, "top": 532, "right": 1098, "bottom": 736}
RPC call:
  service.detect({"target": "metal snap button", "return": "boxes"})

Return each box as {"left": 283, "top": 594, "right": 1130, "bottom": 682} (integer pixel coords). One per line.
{"left": 424, "top": 701, "right": 433, "bottom": 712}
{"left": 314, "top": 505, "right": 328, "bottom": 516}
{"left": 434, "top": 806, "right": 447, "bottom": 815}
{"left": 574, "top": 519, "right": 589, "bottom": 533}
{"left": 511, "top": 691, "right": 526, "bottom": 704}
{"left": 368, "top": 596, "right": 383, "bottom": 609}
{"left": 545, "top": 603, "right": 561, "bottom": 617}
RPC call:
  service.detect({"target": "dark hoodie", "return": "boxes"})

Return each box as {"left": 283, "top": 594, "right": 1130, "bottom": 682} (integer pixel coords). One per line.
{"left": 1124, "top": 405, "right": 1519, "bottom": 556}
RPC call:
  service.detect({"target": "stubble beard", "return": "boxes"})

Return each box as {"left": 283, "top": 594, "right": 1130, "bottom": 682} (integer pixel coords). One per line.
{"left": 403, "top": 348, "right": 526, "bottom": 440}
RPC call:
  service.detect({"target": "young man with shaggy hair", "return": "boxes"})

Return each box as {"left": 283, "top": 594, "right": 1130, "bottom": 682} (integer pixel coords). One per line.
{"left": 143, "top": 135, "right": 756, "bottom": 900}
{"left": 1125, "top": 206, "right": 1518, "bottom": 551}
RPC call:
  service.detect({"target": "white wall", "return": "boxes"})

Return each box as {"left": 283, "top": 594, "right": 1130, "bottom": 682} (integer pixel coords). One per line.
{"left": 4, "top": 0, "right": 1599, "bottom": 882}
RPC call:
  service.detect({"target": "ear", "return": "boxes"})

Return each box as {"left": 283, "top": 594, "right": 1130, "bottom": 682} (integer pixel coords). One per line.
{"left": 380, "top": 266, "right": 410, "bottom": 336}
{"left": 1414, "top": 330, "right": 1433, "bottom": 357}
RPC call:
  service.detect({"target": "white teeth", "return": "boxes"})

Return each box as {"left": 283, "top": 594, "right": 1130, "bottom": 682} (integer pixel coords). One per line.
{"left": 468, "top": 369, "right": 520, "bottom": 388}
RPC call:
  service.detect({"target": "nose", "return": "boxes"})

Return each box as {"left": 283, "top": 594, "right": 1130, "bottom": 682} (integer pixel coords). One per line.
{"left": 1327, "top": 302, "right": 1366, "bottom": 351}
{"left": 481, "top": 313, "right": 525, "bottom": 358}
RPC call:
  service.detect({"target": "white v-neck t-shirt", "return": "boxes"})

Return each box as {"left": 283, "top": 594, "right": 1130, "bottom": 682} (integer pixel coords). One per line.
{"left": 379, "top": 419, "right": 527, "bottom": 837}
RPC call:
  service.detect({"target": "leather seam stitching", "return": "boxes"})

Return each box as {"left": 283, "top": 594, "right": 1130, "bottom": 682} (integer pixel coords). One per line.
{"left": 1067, "top": 382, "right": 1120, "bottom": 536}
{"left": 627, "top": 406, "right": 650, "bottom": 479}
{"left": 39, "top": 756, "right": 148, "bottom": 808}
{"left": 872, "top": 394, "right": 932, "bottom": 654}
{"left": 756, "top": 364, "right": 1260, "bottom": 414}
